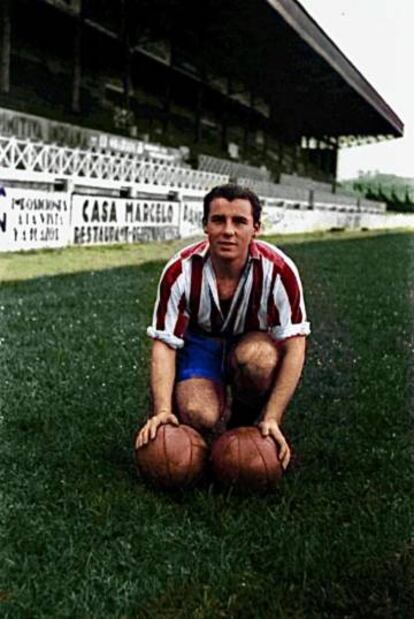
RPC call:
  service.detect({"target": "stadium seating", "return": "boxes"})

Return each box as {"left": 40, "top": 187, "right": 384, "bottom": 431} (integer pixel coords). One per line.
{"left": 279, "top": 173, "right": 333, "bottom": 193}
{"left": 198, "top": 154, "right": 271, "bottom": 182}
{"left": 0, "top": 129, "right": 388, "bottom": 216}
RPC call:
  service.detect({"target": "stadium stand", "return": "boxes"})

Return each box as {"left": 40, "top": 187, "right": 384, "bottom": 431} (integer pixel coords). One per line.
{"left": 0, "top": 0, "right": 407, "bottom": 251}
{"left": 237, "top": 178, "right": 309, "bottom": 203}
{"left": 198, "top": 155, "right": 271, "bottom": 182}
{"left": 279, "top": 173, "right": 333, "bottom": 194}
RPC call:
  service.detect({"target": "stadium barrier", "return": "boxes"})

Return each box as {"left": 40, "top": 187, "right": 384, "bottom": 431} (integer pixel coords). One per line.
{"left": 0, "top": 187, "right": 71, "bottom": 251}
{"left": 0, "top": 129, "right": 411, "bottom": 252}
{"left": 2, "top": 185, "right": 414, "bottom": 253}
{"left": 0, "top": 186, "right": 207, "bottom": 251}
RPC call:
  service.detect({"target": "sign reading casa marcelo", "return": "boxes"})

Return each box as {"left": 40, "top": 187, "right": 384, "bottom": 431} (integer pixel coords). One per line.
{"left": 71, "top": 196, "right": 180, "bottom": 245}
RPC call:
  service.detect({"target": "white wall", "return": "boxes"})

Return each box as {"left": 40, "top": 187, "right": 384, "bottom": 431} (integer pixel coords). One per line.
{"left": 1, "top": 186, "right": 413, "bottom": 252}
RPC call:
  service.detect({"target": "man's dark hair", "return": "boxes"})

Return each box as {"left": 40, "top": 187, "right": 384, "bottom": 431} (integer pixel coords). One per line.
{"left": 203, "top": 184, "right": 262, "bottom": 225}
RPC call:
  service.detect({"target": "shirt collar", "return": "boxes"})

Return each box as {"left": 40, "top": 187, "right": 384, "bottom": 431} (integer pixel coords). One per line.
{"left": 249, "top": 240, "right": 261, "bottom": 260}
{"left": 193, "top": 240, "right": 209, "bottom": 259}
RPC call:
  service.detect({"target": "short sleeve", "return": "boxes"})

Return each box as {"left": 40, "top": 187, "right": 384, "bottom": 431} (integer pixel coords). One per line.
{"left": 147, "top": 256, "right": 189, "bottom": 350}
{"left": 269, "top": 258, "right": 310, "bottom": 342}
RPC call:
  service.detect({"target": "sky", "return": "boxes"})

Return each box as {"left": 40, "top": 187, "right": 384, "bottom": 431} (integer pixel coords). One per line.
{"left": 299, "top": 0, "right": 414, "bottom": 180}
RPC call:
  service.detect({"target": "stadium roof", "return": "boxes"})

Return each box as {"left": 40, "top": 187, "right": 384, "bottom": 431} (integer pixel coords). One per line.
{"left": 36, "top": 0, "right": 404, "bottom": 144}
{"left": 264, "top": 0, "right": 403, "bottom": 140}
{"left": 138, "top": 0, "right": 403, "bottom": 143}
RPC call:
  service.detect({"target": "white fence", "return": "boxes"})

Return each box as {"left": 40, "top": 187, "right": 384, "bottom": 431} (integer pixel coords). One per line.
{"left": 0, "top": 137, "right": 228, "bottom": 191}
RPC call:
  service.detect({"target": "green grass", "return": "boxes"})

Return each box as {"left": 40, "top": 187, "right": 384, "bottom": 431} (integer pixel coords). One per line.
{"left": 1, "top": 228, "right": 411, "bottom": 283}
{"left": 1, "top": 232, "right": 414, "bottom": 618}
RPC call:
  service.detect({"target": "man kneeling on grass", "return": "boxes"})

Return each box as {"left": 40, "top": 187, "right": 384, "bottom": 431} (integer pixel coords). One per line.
{"left": 135, "top": 184, "right": 310, "bottom": 469}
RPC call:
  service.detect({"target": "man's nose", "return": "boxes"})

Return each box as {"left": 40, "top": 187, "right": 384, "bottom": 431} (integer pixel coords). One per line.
{"left": 223, "top": 218, "right": 235, "bottom": 235}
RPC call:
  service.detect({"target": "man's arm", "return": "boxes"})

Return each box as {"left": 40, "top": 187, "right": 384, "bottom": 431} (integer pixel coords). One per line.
{"left": 258, "top": 335, "right": 306, "bottom": 468}
{"left": 151, "top": 339, "right": 177, "bottom": 415}
{"left": 135, "top": 339, "right": 179, "bottom": 448}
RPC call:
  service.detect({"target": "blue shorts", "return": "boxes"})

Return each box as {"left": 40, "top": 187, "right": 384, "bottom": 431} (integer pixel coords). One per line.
{"left": 176, "top": 330, "right": 235, "bottom": 384}
{"left": 176, "top": 329, "right": 265, "bottom": 428}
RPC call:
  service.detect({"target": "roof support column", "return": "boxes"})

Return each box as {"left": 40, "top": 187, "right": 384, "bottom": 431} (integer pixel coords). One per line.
{"left": 162, "top": 43, "right": 173, "bottom": 136}
{"left": 243, "top": 91, "right": 254, "bottom": 156}
{"left": 331, "top": 138, "right": 339, "bottom": 192}
{"left": 194, "top": 17, "right": 206, "bottom": 144}
{"left": 293, "top": 141, "right": 299, "bottom": 175}
{"left": 278, "top": 139, "right": 285, "bottom": 176}
{"left": 302, "top": 136, "right": 311, "bottom": 178}
{"left": 221, "top": 77, "right": 231, "bottom": 152}
{"left": 0, "top": 0, "right": 11, "bottom": 94}
{"left": 121, "top": 0, "right": 133, "bottom": 113}
{"left": 262, "top": 126, "right": 268, "bottom": 157}
{"left": 194, "top": 81, "right": 204, "bottom": 144}
{"left": 71, "top": 1, "right": 83, "bottom": 113}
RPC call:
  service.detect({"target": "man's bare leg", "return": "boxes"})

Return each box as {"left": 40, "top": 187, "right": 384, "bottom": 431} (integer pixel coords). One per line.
{"left": 174, "top": 378, "right": 226, "bottom": 436}
{"left": 228, "top": 331, "right": 280, "bottom": 420}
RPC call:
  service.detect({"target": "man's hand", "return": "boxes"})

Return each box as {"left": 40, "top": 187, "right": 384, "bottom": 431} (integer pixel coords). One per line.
{"left": 257, "top": 418, "right": 291, "bottom": 470}
{"left": 135, "top": 412, "right": 179, "bottom": 449}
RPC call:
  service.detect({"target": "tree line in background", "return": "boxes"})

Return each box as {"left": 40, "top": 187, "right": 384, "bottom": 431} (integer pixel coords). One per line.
{"left": 341, "top": 173, "right": 414, "bottom": 213}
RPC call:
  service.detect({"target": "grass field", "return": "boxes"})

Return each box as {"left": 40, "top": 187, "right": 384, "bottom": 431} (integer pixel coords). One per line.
{"left": 1, "top": 231, "right": 414, "bottom": 618}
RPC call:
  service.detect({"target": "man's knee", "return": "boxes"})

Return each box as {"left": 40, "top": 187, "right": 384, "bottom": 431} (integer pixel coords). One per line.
{"left": 175, "top": 378, "right": 223, "bottom": 431}
{"left": 179, "top": 406, "right": 219, "bottom": 431}
{"left": 229, "top": 331, "right": 280, "bottom": 393}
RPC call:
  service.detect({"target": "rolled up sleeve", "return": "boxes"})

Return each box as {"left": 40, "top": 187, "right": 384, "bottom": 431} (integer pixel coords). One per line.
{"left": 147, "top": 256, "right": 189, "bottom": 350}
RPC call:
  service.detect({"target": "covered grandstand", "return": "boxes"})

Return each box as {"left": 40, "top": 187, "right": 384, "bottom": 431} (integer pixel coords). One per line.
{"left": 0, "top": 0, "right": 408, "bottom": 251}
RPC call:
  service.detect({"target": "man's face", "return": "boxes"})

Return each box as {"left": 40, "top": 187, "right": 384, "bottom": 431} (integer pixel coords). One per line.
{"left": 204, "top": 197, "right": 260, "bottom": 263}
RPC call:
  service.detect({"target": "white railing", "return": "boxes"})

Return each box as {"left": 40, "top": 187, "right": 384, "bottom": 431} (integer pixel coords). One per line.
{"left": 0, "top": 136, "right": 228, "bottom": 191}
{"left": 0, "top": 136, "right": 386, "bottom": 213}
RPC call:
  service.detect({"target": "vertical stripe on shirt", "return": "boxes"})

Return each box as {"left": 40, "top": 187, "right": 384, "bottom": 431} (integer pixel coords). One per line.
{"left": 244, "top": 259, "right": 263, "bottom": 331}
{"left": 230, "top": 266, "right": 254, "bottom": 335}
{"left": 174, "top": 293, "right": 188, "bottom": 337}
{"left": 164, "top": 273, "right": 186, "bottom": 335}
{"left": 275, "top": 276, "right": 294, "bottom": 329}
{"left": 281, "top": 262, "right": 303, "bottom": 323}
{"left": 267, "top": 264, "right": 281, "bottom": 327}
{"left": 155, "top": 260, "right": 182, "bottom": 330}
{"left": 189, "top": 256, "right": 203, "bottom": 326}
{"left": 197, "top": 268, "right": 212, "bottom": 331}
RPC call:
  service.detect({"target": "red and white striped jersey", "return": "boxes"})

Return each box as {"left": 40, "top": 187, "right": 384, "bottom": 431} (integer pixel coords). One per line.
{"left": 147, "top": 239, "right": 310, "bottom": 349}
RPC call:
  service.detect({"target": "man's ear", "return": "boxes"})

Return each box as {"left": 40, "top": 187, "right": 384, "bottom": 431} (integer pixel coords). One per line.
{"left": 202, "top": 219, "right": 208, "bottom": 234}
{"left": 253, "top": 221, "right": 261, "bottom": 236}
